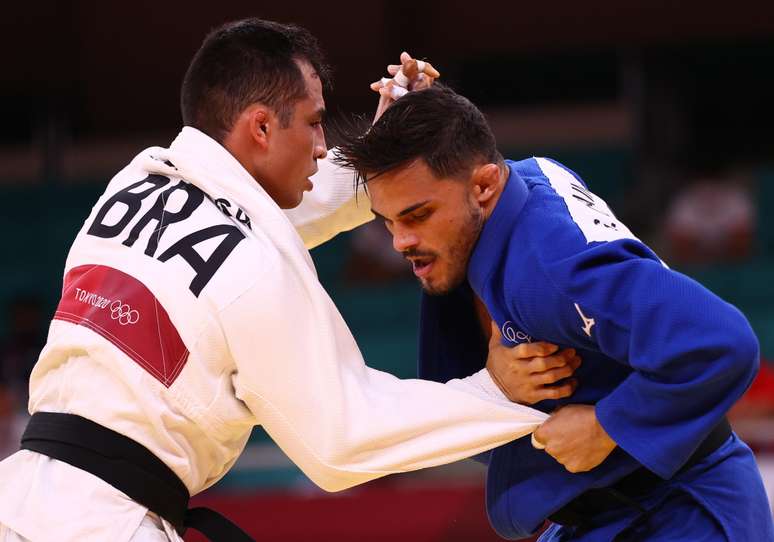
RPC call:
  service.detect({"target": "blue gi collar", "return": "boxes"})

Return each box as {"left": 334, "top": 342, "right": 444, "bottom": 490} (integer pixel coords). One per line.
{"left": 467, "top": 161, "right": 529, "bottom": 297}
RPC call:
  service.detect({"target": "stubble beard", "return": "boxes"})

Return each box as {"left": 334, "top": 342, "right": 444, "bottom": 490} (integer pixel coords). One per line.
{"left": 420, "top": 203, "right": 484, "bottom": 296}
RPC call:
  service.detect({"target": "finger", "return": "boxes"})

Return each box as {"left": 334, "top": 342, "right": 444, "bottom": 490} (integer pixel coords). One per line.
{"left": 412, "top": 73, "right": 427, "bottom": 86}
{"left": 531, "top": 431, "right": 546, "bottom": 450}
{"left": 411, "top": 75, "right": 434, "bottom": 91}
{"left": 534, "top": 379, "right": 578, "bottom": 401}
{"left": 387, "top": 65, "right": 401, "bottom": 75}
{"left": 402, "top": 59, "right": 419, "bottom": 80}
{"left": 408, "top": 71, "right": 433, "bottom": 91}
{"left": 526, "top": 352, "right": 573, "bottom": 373}
{"left": 535, "top": 364, "right": 576, "bottom": 385}
{"left": 393, "top": 69, "right": 410, "bottom": 88}
{"left": 370, "top": 80, "right": 385, "bottom": 92}
{"left": 569, "top": 355, "right": 582, "bottom": 371}
{"left": 556, "top": 347, "right": 577, "bottom": 361}
{"left": 512, "top": 341, "right": 560, "bottom": 360}
{"left": 420, "top": 61, "right": 441, "bottom": 78}
{"left": 400, "top": 51, "right": 412, "bottom": 64}
{"left": 381, "top": 84, "right": 407, "bottom": 100}
{"left": 533, "top": 424, "right": 548, "bottom": 448}
{"left": 378, "top": 87, "right": 392, "bottom": 98}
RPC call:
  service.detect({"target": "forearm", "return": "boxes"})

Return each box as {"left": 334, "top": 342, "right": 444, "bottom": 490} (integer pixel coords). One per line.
{"left": 225, "top": 273, "right": 546, "bottom": 492}
{"left": 446, "top": 367, "right": 511, "bottom": 404}
{"left": 593, "top": 280, "right": 759, "bottom": 477}
{"left": 242, "top": 365, "right": 546, "bottom": 492}
{"left": 534, "top": 240, "right": 759, "bottom": 475}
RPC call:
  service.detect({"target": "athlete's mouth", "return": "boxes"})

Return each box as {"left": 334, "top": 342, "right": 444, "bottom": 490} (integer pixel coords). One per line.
{"left": 305, "top": 165, "right": 318, "bottom": 191}
{"left": 409, "top": 257, "right": 435, "bottom": 278}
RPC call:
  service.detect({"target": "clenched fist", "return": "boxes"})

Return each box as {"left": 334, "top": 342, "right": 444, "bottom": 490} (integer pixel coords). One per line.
{"left": 486, "top": 322, "right": 581, "bottom": 405}
{"left": 532, "top": 404, "right": 617, "bottom": 473}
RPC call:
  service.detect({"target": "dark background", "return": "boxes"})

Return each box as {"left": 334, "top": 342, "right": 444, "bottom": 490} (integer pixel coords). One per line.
{"left": 3, "top": 1, "right": 774, "bottom": 151}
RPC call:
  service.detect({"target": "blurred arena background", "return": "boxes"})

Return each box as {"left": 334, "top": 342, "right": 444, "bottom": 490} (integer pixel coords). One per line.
{"left": 1, "top": 1, "right": 774, "bottom": 540}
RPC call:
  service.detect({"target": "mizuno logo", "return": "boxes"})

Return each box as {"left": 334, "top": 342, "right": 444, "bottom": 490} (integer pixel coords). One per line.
{"left": 573, "top": 303, "right": 595, "bottom": 337}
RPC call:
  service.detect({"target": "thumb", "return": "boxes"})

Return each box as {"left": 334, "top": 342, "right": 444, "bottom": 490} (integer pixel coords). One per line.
{"left": 532, "top": 424, "right": 547, "bottom": 450}
{"left": 489, "top": 320, "right": 502, "bottom": 344}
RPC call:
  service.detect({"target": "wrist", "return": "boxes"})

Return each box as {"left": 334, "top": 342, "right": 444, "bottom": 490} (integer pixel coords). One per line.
{"left": 446, "top": 368, "right": 512, "bottom": 404}
{"left": 593, "top": 406, "right": 617, "bottom": 451}
{"left": 478, "top": 367, "right": 511, "bottom": 402}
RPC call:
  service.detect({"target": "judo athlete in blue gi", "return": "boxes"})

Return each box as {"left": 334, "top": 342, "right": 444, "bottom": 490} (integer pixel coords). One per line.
{"left": 335, "top": 84, "right": 774, "bottom": 541}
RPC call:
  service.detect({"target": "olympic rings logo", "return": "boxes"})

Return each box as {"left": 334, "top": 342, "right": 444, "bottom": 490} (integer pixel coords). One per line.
{"left": 109, "top": 300, "right": 140, "bottom": 325}
{"left": 501, "top": 321, "right": 532, "bottom": 344}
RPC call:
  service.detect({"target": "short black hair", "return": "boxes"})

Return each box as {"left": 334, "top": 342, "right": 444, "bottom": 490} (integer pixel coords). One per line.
{"left": 181, "top": 18, "right": 331, "bottom": 142}
{"left": 333, "top": 84, "right": 502, "bottom": 185}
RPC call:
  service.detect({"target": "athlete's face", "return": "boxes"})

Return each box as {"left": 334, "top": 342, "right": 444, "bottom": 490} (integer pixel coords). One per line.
{"left": 368, "top": 160, "right": 484, "bottom": 296}
{"left": 262, "top": 60, "right": 327, "bottom": 208}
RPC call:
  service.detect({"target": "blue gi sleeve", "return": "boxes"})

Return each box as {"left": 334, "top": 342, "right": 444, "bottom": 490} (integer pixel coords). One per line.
{"left": 529, "top": 238, "right": 759, "bottom": 479}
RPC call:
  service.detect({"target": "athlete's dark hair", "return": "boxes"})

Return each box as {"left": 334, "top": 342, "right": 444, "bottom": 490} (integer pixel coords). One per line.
{"left": 333, "top": 84, "right": 502, "bottom": 186}
{"left": 181, "top": 18, "right": 331, "bottom": 142}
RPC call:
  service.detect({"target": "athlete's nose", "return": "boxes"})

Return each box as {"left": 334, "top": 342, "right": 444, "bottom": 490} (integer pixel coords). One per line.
{"left": 314, "top": 127, "right": 327, "bottom": 160}
{"left": 392, "top": 228, "right": 419, "bottom": 253}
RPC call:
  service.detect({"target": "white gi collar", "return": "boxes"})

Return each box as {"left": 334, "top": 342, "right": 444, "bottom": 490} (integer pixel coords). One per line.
{"left": 137, "top": 126, "right": 314, "bottom": 269}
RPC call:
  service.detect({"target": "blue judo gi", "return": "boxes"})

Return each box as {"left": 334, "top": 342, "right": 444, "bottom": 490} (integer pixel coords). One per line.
{"left": 418, "top": 157, "right": 774, "bottom": 541}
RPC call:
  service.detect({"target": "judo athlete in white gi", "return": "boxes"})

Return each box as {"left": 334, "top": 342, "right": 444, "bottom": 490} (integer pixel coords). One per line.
{"left": 0, "top": 19, "right": 575, "bottom": 542}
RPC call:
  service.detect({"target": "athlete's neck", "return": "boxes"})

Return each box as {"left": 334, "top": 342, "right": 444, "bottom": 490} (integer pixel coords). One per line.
{"left": 482, "top": 162, "right": 510, "bottom": 223}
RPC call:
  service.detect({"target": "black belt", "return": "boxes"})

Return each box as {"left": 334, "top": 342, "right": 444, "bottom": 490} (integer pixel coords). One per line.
{"left": 20, "top": 412, "right": 254, "bottom": 542}
{"left": 548, "top": 417, "right": 732, "bottom": 527}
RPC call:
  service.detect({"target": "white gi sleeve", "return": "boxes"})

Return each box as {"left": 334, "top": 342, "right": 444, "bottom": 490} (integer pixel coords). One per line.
{"left": 220, "top": 259, "right": 546, "bottom": 492}
{"left": 283, "top": 152, "right": 374, "bottom": 249}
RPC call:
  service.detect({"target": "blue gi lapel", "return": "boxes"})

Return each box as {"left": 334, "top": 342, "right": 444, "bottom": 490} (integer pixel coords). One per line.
{"left": 467, "top": 161, "right": 530, "bottom": 300}
{"left": 417, "top": 162, "right": 530, "bottom": 383}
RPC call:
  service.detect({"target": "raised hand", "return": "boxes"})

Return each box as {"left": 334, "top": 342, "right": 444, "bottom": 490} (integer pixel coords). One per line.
{"left": 370, "top": 51, "right": 441, "bottom": 122}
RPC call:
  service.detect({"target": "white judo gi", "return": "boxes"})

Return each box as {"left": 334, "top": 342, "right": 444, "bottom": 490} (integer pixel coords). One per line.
{"left": 0, "top": 127, "right": 546, "bottom": 541}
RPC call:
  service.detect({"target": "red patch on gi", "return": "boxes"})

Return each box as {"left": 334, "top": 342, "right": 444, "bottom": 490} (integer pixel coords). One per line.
{"left": 54, "top": 264, "right": 189, "bottom": 387}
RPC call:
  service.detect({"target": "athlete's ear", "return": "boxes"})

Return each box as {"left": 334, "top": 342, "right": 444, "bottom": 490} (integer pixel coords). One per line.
{"left": 471, "top": 163, "right": 502, "bottom": 206}
{"left": 246, "top": 106, "right": 272, "bottom": 150}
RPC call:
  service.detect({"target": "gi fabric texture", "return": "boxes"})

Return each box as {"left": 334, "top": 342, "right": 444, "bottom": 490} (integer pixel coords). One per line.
{"left": 0, "top": 129, "right": 546, "bottom": 542}
{"left": 419, "top": 158, "right": 774, "bottom": 541}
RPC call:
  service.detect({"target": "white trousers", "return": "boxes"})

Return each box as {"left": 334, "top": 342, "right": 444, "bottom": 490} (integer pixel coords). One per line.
{"left": 0, "top": 514, "right": 171, "bottom": 541}
{"left": 0, "top": 451, "right": 182, "bottom": 542}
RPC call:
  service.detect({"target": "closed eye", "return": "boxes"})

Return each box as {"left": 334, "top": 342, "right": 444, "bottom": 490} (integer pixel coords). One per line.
{"left": 410, "top": 209, "right": 432, "bottom": 221}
